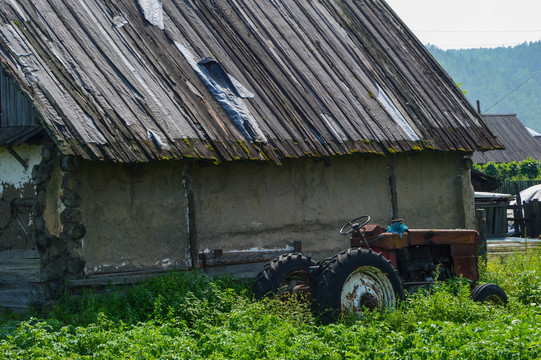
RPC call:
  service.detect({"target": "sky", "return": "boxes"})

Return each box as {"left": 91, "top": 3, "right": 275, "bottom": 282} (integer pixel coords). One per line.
{"left": 384, "top": 0, "right": 541, "bottom": 49}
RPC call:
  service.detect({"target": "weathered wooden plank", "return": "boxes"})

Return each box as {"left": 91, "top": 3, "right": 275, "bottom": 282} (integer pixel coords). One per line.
{"left": 0, "top": 282, "right": 44, "bottom": 309}
{"left": 0, "top": 258, "right": 41, "bottom": 270}
{"left": 0, "top": 250, "right": 41, "bottom": 282}
{"left": 203, "top": 261, "right": 266, "bottom": 278}
{"left": 486, "top": 207, "right": 494, "bottom": 235}
{"left": 0, "top": 249, "right": 39, "bottom": 260}
{"left": 69, "top": 273, "right": 159, "bottom": 288}
{"left": 68, "top": 268, "right": 188, "bottom": 289}
{"left": 0, "top": 266, "right": 41, "bottom": 283}
{"left": 200, "top": 249, "right": 298, "bottom": 268}
{"left": 531, "top": 203, "right": 539, "bottom": 238}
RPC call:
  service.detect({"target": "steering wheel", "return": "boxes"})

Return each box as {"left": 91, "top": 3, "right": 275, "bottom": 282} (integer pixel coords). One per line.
{"left": 339, "top": 215, "right": 371, "bottom": 235}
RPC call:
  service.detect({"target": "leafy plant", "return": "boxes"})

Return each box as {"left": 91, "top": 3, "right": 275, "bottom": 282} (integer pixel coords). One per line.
{"left": 474, "top": 158, "right": 541, "bottom": 181}
{"left": 484, "top": 161, "right": 499, "bottom": 177}
{"left": 520, "top": 157, "right": 541, "bottom": 179}
{"left": 2, "top": 250, "right": 541, "bottom": 359}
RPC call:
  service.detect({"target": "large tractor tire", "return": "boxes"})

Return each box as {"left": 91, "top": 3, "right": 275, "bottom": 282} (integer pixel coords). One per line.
{"left": 253, "top": 253, "right": 316, "bottom": 300}
{"left": 314, "top": 248, "right": 402, "bottom": 322}
{"left": 471, "top": 283, "right": 508, "bottom": 305}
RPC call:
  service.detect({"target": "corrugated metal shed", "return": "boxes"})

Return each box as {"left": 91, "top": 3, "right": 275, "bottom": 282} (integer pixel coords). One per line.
{"left": 472, "top": 114, "right": 541, "bottom": 164}
{"left": 0, "top": 0, "right": 502, "bottom": 163}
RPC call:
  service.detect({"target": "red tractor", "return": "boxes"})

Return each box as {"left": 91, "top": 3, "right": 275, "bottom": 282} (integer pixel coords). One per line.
{"left": 254, "top": 216, "right": 507, "bottom": 321}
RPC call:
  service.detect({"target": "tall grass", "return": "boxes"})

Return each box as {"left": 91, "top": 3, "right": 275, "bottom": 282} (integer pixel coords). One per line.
{"left": 1, "top": 249, "right": 541, "bottom": 359}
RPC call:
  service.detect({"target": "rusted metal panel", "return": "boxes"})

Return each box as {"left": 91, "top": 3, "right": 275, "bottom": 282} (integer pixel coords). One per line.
{"left": 352, "top": 228, "right": 479, "bottom": 250}
{"left": 0, "top": 0, "right": 502, "bottom": 163}
{"left": 351, "top": 231, "right": 408, "bottom": 250}
{"left": 408, "top": 229, "right": 479, "bottom": 246}
{"left": 450, "top": 244, "right": 479, "bottom": 282}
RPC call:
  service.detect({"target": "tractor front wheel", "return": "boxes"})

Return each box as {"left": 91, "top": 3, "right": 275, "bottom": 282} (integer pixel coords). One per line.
{"left": 471, "top": 283, "right": 508, "bottom": 305}
{"left": 314, "top": 248, "right": 402, "bottom": 322}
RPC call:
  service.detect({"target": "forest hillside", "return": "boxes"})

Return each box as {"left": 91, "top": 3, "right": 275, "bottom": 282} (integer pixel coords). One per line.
{"left": 428, "top": 42, "right": 541, "bottom": 132}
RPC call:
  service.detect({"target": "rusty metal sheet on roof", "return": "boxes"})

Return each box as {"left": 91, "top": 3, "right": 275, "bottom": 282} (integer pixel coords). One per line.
{"left": 473, "top": 114, "right": 541, "bottom": 164}
{"left": 0, "top": 0, "right": 502, "bottom": 163}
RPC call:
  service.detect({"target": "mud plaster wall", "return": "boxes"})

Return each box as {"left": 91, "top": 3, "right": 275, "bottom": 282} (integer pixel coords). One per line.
{"left": 76, "top": 161, "right": 191, "bottom": 274}
{"left": 0, "top": 144, "right": 42, "bottom": 250}
{"left": 194, "top": 152, "right": 474, "bottom": 260}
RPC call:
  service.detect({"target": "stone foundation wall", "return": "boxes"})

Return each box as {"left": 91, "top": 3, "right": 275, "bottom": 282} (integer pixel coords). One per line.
{"left": 33, "top": 146, "right": 86, "bottom": 297}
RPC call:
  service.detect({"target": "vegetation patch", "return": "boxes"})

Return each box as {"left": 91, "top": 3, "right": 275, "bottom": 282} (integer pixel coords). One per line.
{"left": 474, "top": 157, "right": 541, "bottom": 180}
{"left": 2, "top": 250, "right": 541, "bottom": 359}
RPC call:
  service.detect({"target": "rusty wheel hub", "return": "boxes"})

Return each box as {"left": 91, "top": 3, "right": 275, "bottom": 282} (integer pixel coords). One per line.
{"left": 340, "top": 265, "right": 395, "bottom": 313}
{"left": 277, "top": 270, "right": 312, "bottom": 299}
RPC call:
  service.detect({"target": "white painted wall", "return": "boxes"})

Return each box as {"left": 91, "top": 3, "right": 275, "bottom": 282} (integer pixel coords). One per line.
{"left": 0, "top": 144, "right": 41, "bottom": 192}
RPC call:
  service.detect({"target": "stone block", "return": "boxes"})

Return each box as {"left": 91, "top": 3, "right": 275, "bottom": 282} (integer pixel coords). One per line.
{"left": 66, "top": 257, "right": 85, "bottom": 275}
{"left": 33, "top": 216, "right": 45, "bottom": 232}
{"left": 60, "top": 208, "right": 83, "bottom": 224}
{"left": 61, "top": 190, "right": 81, "bottom": 208}
{"left": 62, "top": 174, "right": 80, "bottom": 191}
{"left": 62, "top": 222, "right": 86, "bottom": 240}
{"left": 31, "top": 162, "right": 50, "bottom": 184}
{"left": 44, "top": 257, "right": 66, "bottom": 278}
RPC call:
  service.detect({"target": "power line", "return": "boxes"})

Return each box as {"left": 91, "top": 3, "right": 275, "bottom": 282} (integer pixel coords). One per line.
{"left": 484, "top": 69, "right": 541, "bottom": 112}
{"left": 415, "top": 29, "right": 541, "bottom": 33}
{"left": 435, "top": 42, "right": 531, "bottom": 47}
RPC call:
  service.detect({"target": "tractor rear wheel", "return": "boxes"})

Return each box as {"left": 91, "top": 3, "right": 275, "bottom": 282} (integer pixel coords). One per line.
{"left": 253, "top": 253, "right": 316, "bottom": 300}
{"left": 471, "top": 283, "right": 508, "bottom": 305}
{"left": 314, "top": 248, "right": 402, "bottom": 322}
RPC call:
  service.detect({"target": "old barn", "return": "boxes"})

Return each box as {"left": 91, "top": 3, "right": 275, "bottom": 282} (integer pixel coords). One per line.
{"left": 0, "top": 0, "right": 501, "bottom": 308}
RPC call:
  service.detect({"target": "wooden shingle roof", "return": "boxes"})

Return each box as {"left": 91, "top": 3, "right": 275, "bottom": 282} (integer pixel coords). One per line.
{"left": 472, "top": 114, "right": 541, "bottom": 164}
{"left": 0, "top": 0, "right": 502, "bottom": 163}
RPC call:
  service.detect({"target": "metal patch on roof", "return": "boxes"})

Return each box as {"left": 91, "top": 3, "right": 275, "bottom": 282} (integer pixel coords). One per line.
{"left": 198, "top": 58, "right": 254, "bottom": 99}
{"left": 174, "top": 42, "right": 266, "bottom": 143}
{"left": 113, "top": 15, "right": 128, "bottom": 28}
{"left": 377, "top": 85, "right": 420, "bottom": 142}
{"left": 137, "top": 0, "right": 164, "bottom": 30}
{"left": 320, "top": 113, "right": 347, "bottom": 141}
{"left": 147, "top": 129, "right": 170, "bottom": 150}
{"left": 450, "top": 112, "right": 464, "bottom": 127}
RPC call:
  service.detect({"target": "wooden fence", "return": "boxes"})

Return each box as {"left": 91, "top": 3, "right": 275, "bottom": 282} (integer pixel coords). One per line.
{"left": 0, "top": 250, "right": 44, "bottom": 309}
{"left": 523, "top": 200, "right": 541, "bottom": 238}
{"left": 496, "top": 180, "right": 541, "bottom": 195}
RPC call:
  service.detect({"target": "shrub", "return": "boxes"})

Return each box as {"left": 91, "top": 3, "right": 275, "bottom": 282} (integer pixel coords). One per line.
{"left": 474, "top": 159, "right": 541, "bottom": 180}
{"left": 520, "top": 157, "right": 541, "bottom": 179}
{"left": 484, "top": 161, "right": 499, "bottom": 177}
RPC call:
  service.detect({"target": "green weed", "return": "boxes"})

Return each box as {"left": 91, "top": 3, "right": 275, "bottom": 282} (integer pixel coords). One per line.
{"left": 2, "top": 251, "right": 541, "bottom": 358}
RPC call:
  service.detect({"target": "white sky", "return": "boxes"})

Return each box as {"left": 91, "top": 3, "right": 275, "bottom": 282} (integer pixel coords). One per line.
{"left": 385, "top": 0, "right": 541, "bottom": 49}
